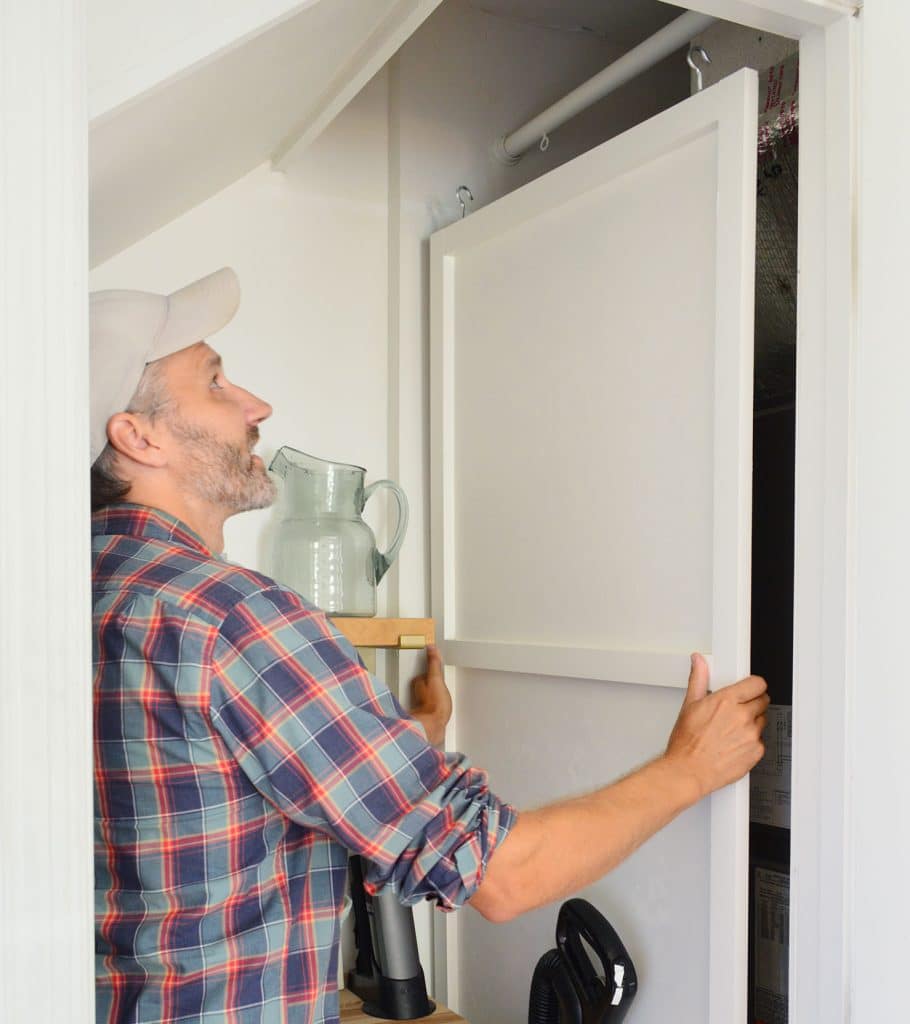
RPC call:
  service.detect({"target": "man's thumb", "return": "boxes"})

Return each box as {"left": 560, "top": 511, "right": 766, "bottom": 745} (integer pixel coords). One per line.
{"left": 684, "top": 652, "right": 710, "bottom": 704}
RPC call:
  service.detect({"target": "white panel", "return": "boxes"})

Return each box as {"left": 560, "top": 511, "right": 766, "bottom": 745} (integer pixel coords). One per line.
{"left": 452, "top": 133, "right": 716, "bottom": 653}
{"left": 432, "top": 71, "right": 757, "bottom": 687}
{"left": 456, "top": 668, "right": 709, "bottom": 1024}
{"left": 445, "top": 640, "right": 698, "bottom": 688}
{"left": 431, "top": 70, "right": 757, "bottom": 1024}
{"left": 0, "top": 1, "right": 93, "bottom": 1022}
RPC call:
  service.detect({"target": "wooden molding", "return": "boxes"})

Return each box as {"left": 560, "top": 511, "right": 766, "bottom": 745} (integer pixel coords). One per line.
{"left": 270, "top": 0, "right": 445, "bottom": 170}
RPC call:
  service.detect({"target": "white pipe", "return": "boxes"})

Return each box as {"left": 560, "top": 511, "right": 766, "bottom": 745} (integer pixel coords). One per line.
{"left": 493, "top": 10, "right": 717, "bottom": 164}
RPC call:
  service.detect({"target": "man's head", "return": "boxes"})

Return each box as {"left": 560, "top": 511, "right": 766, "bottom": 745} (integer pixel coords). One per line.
{"left": 90, "top": 268, "right": 275, "bottom": 520}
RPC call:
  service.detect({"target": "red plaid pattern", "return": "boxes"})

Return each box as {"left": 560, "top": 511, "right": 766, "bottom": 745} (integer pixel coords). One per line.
{"left": 93, "top": 504, "right": 515, "bottom": 1023}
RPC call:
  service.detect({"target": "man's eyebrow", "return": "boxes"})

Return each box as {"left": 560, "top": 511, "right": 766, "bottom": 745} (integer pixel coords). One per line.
{"left": 203, "top": 352, "right": 223, "bottom": 371}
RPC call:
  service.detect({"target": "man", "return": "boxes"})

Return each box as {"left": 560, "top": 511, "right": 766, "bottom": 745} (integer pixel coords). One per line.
{"left": 91, "top": 267, "right": 768, "bottom": 1024}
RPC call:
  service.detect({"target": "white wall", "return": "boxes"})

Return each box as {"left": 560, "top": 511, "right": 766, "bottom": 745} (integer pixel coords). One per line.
{"left": 387, "top": 2, "right": 689, "bottom": 1019}
{"left": 853, "top": 5, "right": 910, "bottom": 1020}
{"left": 89, "top": 70, "right": 391, "bottom": 580}
{"left": 0, "top": 3, "right": 93, "bottom": 1022}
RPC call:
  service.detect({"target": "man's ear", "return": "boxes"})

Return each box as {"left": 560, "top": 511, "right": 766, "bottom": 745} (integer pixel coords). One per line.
{"left": 106, "top": 412, "right": 167, "bottom": 468}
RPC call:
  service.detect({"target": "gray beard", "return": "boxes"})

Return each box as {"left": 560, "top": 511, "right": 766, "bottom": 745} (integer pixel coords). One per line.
{"left": 167, "top": 416, "right": 276, "bottom": 513}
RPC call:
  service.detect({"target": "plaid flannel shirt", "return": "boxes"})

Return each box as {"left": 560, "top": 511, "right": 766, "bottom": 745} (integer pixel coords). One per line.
{"left": 92, "top": 504, "right": 516, "bottom": 1024}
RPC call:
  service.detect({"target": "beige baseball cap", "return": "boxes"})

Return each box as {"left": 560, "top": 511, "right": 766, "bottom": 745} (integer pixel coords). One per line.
{"left": 89, "top": 267, "right": 241, "bottom": 463}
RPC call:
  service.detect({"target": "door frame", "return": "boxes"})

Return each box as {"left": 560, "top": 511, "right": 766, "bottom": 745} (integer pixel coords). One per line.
{"left": 693, "top": 7, "right": 857, "bottom": 1024}
{"left": 432, "top": 2, "right": 858, "bottom": 1020}
{"left": 0, "top": 2, "right": 93, "bottom": 1023}
{"left": 0, "top": 0, "right": 856, "bottom": 1021}
{"left": 669, "top": 4, "right": 858, "bottom": 1022}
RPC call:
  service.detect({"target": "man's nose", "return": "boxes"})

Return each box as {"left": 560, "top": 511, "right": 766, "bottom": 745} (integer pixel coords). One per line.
{"left": 243, "top": 388, "right": 273, "bottom": 425}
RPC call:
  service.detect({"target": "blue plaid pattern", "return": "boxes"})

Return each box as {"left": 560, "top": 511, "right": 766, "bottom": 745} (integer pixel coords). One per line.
{"left": 93, "top": 504, "right": 516, "bottom": 1023}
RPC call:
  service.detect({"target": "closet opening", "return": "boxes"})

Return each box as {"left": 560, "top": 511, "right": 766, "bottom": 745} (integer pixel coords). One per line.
{"left": 745, "top": 48, "right": 797, "bottom": 1024}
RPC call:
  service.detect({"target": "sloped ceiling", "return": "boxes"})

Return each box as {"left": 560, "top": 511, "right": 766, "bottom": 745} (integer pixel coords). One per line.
{"left": 87, "top": 0, "right": 323, "bottom": 121}
{"left": 90, "top": 0, "right": 405, "bottom": 266}
{"left": 90, "top": 0, "right": 685, "bottom": 267}
{"left": 466, "top": 0, "right": 684, "bottom": 44}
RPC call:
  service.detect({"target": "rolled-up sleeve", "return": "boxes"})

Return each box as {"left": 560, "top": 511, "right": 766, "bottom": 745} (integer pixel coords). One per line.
{"left": 209, "top": 585, "right": 516, "bottom": 910}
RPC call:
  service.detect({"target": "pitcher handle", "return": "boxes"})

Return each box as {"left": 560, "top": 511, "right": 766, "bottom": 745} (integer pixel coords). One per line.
{"left": 363, "top": 479, "right": 410, "bottom": 584}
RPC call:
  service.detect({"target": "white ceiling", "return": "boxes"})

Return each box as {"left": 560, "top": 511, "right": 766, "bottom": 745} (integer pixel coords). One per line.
{"left": 466, "top": 1, "right": 685, "bottom": 45}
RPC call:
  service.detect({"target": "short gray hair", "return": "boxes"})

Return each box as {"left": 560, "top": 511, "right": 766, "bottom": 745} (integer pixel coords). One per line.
{"left": 90, "top": 361, "right": 173, "bottom": 511}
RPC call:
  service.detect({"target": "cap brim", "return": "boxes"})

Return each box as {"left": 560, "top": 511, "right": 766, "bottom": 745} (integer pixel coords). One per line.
{"left": 150, "top": 266, "right": 241, "bottom": 362}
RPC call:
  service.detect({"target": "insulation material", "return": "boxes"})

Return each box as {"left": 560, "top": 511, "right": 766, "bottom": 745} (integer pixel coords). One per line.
{"left": 752, "top": 867, "right": 790, "bottom": 1024}
{"left": 754, "top": 55, "right": 799, "bottom": 410}
{"left": 750, "top": 704, "right": 792, "bottom": 828}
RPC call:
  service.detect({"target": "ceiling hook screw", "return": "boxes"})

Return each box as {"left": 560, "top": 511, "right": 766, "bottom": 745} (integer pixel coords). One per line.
{"left": 456, "top": 185, "right": 474, "bottom": 220}
{"left": 687, "top": 45, "right": 712, "bottom": 93}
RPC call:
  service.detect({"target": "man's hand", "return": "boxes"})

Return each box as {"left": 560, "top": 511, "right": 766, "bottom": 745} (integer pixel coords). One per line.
{"left": 469, "top": 653, "right": 769, "bottom": 923}
{"left": 409, "top": 644, "right": 453, "bottom": 747}
{"left": 663, "top": 653, "right": 769, "bottom": 800}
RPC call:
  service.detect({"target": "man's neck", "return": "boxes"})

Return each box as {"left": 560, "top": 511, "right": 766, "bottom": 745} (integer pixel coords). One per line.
{"left": 125, "top": 485, "right": 227, "bottom": 555}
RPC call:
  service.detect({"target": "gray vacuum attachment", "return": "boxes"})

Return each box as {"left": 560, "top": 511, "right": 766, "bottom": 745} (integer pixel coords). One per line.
{"left": 348, "top": 855, "right": 435, "bottom": 1020}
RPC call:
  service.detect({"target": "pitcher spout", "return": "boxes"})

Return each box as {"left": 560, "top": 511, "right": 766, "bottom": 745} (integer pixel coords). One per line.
{"left": 268, "top": 446, "right": 294, "bottom": 479}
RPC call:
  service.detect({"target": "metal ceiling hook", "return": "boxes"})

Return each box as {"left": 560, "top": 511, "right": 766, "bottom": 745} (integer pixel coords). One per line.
{"left": 687, "top": 45, "right": 712, "bottom": 92}
{"left": 456, "top": 185, "right": 474, "bottom": 220}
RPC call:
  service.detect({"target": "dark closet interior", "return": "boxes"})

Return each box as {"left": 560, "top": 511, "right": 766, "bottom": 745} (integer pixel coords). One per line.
{"left": 748, "top": 51, "right": 798, "bottom": 1024}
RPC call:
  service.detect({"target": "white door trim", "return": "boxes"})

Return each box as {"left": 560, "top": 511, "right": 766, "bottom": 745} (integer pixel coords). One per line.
{"left": 689, "top": 4, "right": 858, "bottom": 1022}
{"left": 685, "top": 0, "right": 855, "bottom": 35}
{"left": 0, "top": 2, "right": 93, "bottom": 1022}
{"left": 788, "top": 15, "right": 857, "bottom": 1024}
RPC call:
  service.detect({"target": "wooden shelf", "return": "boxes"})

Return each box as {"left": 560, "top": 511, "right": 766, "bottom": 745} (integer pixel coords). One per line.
{"left": 330, "top": 617, "right": 435, "bottom": 650}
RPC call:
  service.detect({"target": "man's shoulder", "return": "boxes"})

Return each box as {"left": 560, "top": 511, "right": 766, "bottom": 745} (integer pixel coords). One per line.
{"left": 92, "top": 532, "right": 302, "bottom": 628}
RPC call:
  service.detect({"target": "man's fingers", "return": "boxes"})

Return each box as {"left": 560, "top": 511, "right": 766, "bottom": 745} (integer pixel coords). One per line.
{"left": 722, "top": 674, "right": 768, "bottom": 703}
{"left": 749, "top": 693, "right": 771, "bottom": 716}
{"left": 425, "top": 644, "right": 444, "bottom": 682}
{"left": 684, "top": 652, "right": 710, "bottom": 705}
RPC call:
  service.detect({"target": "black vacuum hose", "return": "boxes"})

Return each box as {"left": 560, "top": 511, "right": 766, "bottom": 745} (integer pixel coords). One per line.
{"left": 527, "top": 948, "right": 566, "bottom": 1024}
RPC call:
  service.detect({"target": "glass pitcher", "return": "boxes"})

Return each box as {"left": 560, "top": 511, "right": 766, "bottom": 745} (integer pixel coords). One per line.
{"left": 268, "top": 446, "right": 409, "bottom": 617}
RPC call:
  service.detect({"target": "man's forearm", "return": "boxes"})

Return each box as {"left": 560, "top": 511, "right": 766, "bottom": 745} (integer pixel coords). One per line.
{"left": 469, "top": 755, "right": 701, "bottom": 923}
{"left": 467, "top": 657, "right": 767, "bottom": 923}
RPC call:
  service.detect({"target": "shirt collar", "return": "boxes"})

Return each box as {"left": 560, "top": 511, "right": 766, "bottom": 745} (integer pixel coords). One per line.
{"left": 91, "top": 502, "right": 213, "bottom": 557}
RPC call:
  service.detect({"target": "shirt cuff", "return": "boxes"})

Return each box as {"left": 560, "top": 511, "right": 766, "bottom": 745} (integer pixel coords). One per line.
{"left": 364, "top": 753, "right": 518, "bottom": 912}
